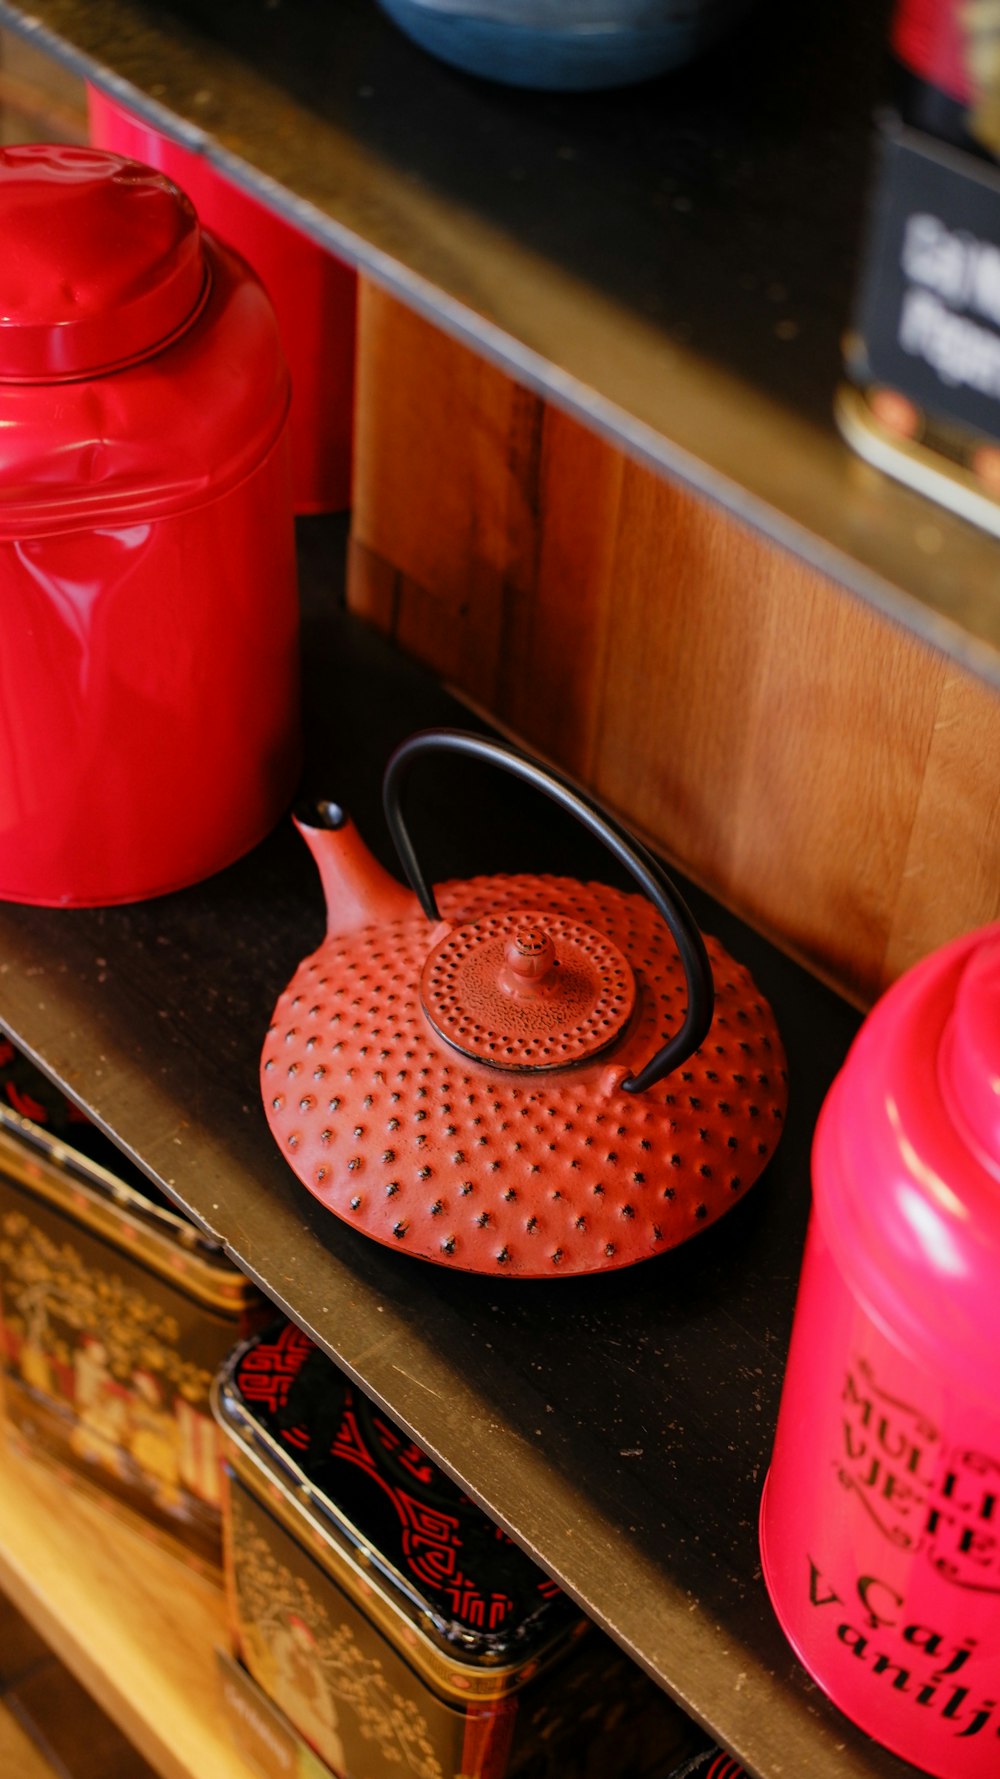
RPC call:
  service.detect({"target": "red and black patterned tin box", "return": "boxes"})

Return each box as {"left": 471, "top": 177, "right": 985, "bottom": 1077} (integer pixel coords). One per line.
{"left": 213, "top": 1320, "right": 707, "bottom": 1779}
{"left": 0, "top": 1036, "right": 264, "bottom": 1570}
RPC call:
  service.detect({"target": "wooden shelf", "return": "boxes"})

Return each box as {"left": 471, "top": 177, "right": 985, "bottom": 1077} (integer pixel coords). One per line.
{"left": 1, "top": 0, "right": 999, "bottom": 686}
{"left": 0, "top": 1446, "right": 251, "bottom": 1779}
{"left": 0, "top": 518, "right": 925, "bottom": 1779}
{"left": 0, "top": 1698, "right": 61, "bottom": 1779}
{"left": 0, "top": 0, "right": 979, "bottom": 1762}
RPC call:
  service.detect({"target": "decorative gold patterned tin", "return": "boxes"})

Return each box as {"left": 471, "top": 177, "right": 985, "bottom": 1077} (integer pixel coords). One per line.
{"left": 0, "top": 1036, "right": 263, "bottom": 1571}
{"left": 213, "top": 1321, "right": 708, "bottom": 1779}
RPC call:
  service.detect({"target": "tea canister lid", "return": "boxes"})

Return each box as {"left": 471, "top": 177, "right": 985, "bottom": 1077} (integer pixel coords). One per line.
{"left": 0, "top": 1035, "right": 258, "bottom": 1310}
{"left": 813, "top": 921, "right": 1000, "bottom": 1397}
{"left": 0, "top": 143, "right": 206, "bottom": 381}
{"left": 215, "top": 1322, "right": 581, "bottom": 1694}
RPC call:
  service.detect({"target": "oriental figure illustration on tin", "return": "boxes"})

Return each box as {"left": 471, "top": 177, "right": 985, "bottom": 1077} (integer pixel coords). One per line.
{"left": 230, "top": 1484, "right": 447, "bottom": 1779}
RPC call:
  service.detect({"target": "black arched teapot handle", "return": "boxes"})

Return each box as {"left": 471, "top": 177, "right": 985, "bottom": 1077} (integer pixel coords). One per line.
{"left": 383, "top": 728, "right": 714, "bottom": 1094}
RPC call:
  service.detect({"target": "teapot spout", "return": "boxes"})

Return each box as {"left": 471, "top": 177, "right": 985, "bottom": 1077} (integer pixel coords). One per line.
{"left": 295, "top": 800, "right": 419, "bottom": 938}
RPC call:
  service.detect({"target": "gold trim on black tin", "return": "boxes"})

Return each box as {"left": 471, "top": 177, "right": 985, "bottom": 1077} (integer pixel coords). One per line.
{"left": 836, "top": 382, "right": 1000, "bottom": 539}
{"left": 0, "top": 1114, "right": 252, "bottom": 1311}
{"left": 212, "top": 1368, "right": 584, "bottom": 1707}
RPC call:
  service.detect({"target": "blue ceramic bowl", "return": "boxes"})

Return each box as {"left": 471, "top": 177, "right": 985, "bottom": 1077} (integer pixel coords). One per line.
{"left": 376, "top": 0, "right": 747, "bottom": 89}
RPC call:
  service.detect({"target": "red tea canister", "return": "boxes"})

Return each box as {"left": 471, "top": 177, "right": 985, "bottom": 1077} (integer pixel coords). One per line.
{"left": 86, "top": 85, "right": 357, "bottom": 515}
{"left": 760, "top": 924, "right": 1000, "bottom": 1776}
{"left": 0, "top": 144, "right": 301, "bottom": 906}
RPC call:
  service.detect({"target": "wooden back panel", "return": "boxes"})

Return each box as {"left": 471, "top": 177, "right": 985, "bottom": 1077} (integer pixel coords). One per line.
{"left": 349, "top": 282, "right": 1000, "bottom": 1006}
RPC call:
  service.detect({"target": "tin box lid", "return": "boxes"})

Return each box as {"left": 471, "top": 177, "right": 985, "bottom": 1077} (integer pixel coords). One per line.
{"left": 0, "top": 1035, "right": 255, "bottom": 1310}
{"left": 216, "top": 1323, "right": 579, "bottom": 1673}
{"left": 813, "top": 921, "right": 1000, "bottom": 1397}
{"left": 0, "top": 144, "right": 206, "bottom": 382}
{"left": 0, "top": 230, "right": 289, "bottom": 540}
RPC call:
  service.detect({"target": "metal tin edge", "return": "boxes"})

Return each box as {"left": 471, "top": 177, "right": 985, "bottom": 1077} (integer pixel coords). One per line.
{"left": 210, "top": 1346, "right": 584, "bottom": 1704}
{"left": 0, "top": 1114, "right": 253, "bottom": 1311}
{"left": 835, "top": 383, "right": 1000, "bottom": 539}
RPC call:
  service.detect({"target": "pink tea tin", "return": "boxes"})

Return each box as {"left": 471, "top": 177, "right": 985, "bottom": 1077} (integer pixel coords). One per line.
{"left": 760, "top": 923, "right": 1000, "bottom": 1776}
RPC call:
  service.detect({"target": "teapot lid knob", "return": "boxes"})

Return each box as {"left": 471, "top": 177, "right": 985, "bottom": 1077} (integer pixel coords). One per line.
{"left": 501, "top": 925, "right": 558, "bottom": 993}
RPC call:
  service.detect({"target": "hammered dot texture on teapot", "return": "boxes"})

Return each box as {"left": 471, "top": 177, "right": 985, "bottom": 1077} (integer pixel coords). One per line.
{"left": 262, "top": 874, "right": 787, "bottom": 1277}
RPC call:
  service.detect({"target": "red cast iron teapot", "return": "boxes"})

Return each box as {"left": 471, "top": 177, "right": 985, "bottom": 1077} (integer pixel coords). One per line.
{"left": 262, "top": 731, "right": 787, "bottom": 1277}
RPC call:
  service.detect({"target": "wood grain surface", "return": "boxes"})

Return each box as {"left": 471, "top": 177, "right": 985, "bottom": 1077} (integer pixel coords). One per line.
{"left": 8, "top": 1659, "right": 159, "bottom": 1779}
{"left": 350, "top": 282, "right": 1000, "bottom": 1004}
{"left": 0, "top": 1447, "right": 252, "bottom": 1779}
{"left": 0, "top": 1699, "right": 58, "bottom": 1779}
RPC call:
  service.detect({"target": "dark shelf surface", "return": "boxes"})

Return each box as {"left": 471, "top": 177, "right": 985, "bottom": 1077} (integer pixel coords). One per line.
{"left": 2, "top": 0, "right": 1000, "bottom": 690}
{"left": 0, "top": 519, "right": 924, "bottom": 1779}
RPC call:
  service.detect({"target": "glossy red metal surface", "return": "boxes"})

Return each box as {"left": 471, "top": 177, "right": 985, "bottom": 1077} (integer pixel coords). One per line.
{"left": 1, "top": 238, "right": 288, "bottom": 539}
{"left": 0, "top": 146, "right": 300, "bottom": 906}
{"left": 0, "top": 143, "right": 206, "bottom": 380}
{"left": 761, "top": 923, "right": 1000, "bottom": 1777}
{"left": 87, "top": 83, "right": 356, "bottom": 515}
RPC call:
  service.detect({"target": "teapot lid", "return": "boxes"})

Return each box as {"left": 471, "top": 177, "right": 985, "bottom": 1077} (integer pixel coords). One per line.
{"left": 0, "top": 144, "right": 206, "bottom": 381}
{"left": 813, "top": 921, "right": 1000, "bottom": 1398}
{"left": 421, "top": 908, "right": 637, "bottom": 1070}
